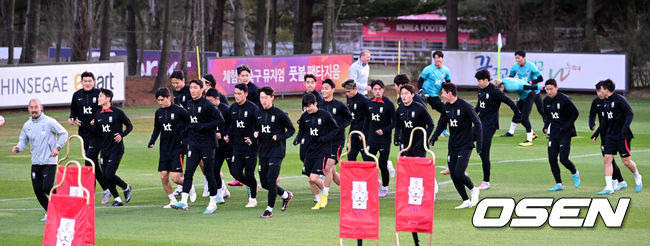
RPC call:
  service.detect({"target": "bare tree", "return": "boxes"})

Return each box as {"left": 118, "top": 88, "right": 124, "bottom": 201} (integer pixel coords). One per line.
{"left": 126, "top": 0, "right": 137, "bottom": 75}
{"left": 19, "top": 0, "right": 41, "bottom": 63}
{"left": 542, "top": 0, "right": 555, "bottom": 51}
{"left": 584, "top": 0, "right": 597, "bottom": 52}
{"left": 50, "top": 0, "right": 71, "bottom": 63}
{"left": 321, "top": 0, "right": 334, "bottom": 54}
{"left": 72, "top": 0, "right": 91, "bottom": 61}
{"left": 293, "top": 0, "right": 315, "bottom": 54}
{"left": 153, "top": 0, "right": 172, "bottom": 91}
{"left": 254, "top": 0, "right": 267, "bottom": 55}
{"left": 264, "top": 0, "right": 271, "bottom": 55}
{"left": 234, "top": 0, "right": 245, "bottom": 56}
{"left": 149, "top": 0, "right": 161, "bottom": 49}
{"left": 506, "top": 0, "right": 520, "bottom": 50}
{"left": 270, "top": 0, "right": 277, "bottom": 55}
{"left": 6, "top": 0, "right": 15, "bottom": 64}
{"left": 99, "top": 0, "right": 113, "bottom": 61}
{"left": 331, "top": 0, "right": 344, "bottom": 53}
{"left": 209, "top": 0, "right": 226, "bottom": 56}
{"left": 180, "top": 0, "right": 194, "bottom": 77}
{"left": 445, "top": 0, "right": 459, "bottom": 49}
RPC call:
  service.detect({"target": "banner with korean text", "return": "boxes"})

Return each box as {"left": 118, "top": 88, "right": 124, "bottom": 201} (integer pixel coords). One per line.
{"left": 208, "top": 54, "right": 353, "bottom": 95}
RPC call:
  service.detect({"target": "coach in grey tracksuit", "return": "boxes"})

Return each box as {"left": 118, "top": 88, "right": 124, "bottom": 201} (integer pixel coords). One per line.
{"left": 12, "top": 99, "right": 68, "bottom": 213}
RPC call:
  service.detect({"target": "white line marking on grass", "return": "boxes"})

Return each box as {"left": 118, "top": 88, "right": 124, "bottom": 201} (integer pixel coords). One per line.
{"left": 6, "top": 148, "right": 646, "bottom": 203}
{"left": 1, "top": 181, "right": 457, "bottom": 211}
{"left": 0, "top": 180, "right": 455, "bottom": 210}
{"left": 0, "top": 177, "right": 306, "bottom": 203}
{"left": 436, "top": 149, "right": 650, "bottom": 169}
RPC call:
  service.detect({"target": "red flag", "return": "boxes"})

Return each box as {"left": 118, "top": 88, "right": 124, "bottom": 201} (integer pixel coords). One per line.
{"left": 395, "top": 156, "right": 436, "bottom": 234}
{"left": 339, "top": 161, "right": 379, "bottom": 240}
{"left": 42, "top": 194, "right": 90, "bottom": 246}
{"left": 56, "top": 165, "right": 96, "bottom": 245}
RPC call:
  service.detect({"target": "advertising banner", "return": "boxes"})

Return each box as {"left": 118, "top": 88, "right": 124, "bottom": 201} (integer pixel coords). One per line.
{"left": 0, "top": 62, "right": 125, "bottom": 108}
{"left": 208, "top": 54, "right": 353, "bottom": 95}
{"left": 441, "top": 51, "right": 627, "bottom": 91}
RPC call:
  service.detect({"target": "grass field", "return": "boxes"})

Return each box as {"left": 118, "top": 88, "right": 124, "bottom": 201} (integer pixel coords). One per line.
{"left": 1, "top": 91, "right": 649, "bottom": 245}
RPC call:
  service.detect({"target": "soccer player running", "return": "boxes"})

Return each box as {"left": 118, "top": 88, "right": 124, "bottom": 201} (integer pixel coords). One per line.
{"left": 297, "top": 74, "right": 325, "bottom": 178}
{"left": 170, "top": 70, "right": 192, "bottom": 109}
{"left": 68, "top": 71, "right": 111, "bottom": 204}
{"left": 502, "top": 51, "right": 546, "bottom": 142}
{"left": 495, "top": 77, "right": 544, "bottom": 146}
{"left": 318, "top": 78, "right": 352, "bottom": 208}
{"left": 592, "top": 79, "right": 643, "bottom": 194}
{"left": 589, "top": 81, "right": 627, "bottom": 190}
{"left": 224, "top": 83, "right": 261, "bottom": 207}
{"left": 148, "top": 88, "right": 197, "bottom": 208}
{"left": 171, "top": 80, "right": 224, "bottom": 213}
{"left": 294, "top": 93, "right": 340, "bottom": 209}
{"left": 474, "top": 69, "right": 521, "bottom": 190}
{"left": 343, "top": 79, "right": 370, "bottom": 161}
{"left": 205, "top": 89, "right": 232, "bottom": 203}
{"left": 90, "top": 89, "right": 133, "bottom": 206}
{"left": 395, "top": 84, "right": 434, "bottom": 157}
{"left": 418, "top": 51, "right": 453, "bottom": 174}
{"left": 542, "top": 79, "right": 581, "bottom": 191}
{"left": 168, "top": 70, "right": 192, "bottom": 195}
{"left": 255, "top": 86, "right": 296, "bottom": 218}
{"left": 202, "top": 74, "right": 229, "bottom": 104}
{"left": 304, "top": 74, "right": 324, "bottom": 105}
{"left": 364, "top": 80, "right": 397, "bottom": 197}
{"left": 237, "top": 65, "right": 262, "bottom": 108}
{"left": 12, "top": 98, "right": 68, "bottom": 221}
{"left": 430, "top": 82, "right": 482, "bottom": 209}
{"left": 394, "top": 74, "right": 426, "bottom": 107}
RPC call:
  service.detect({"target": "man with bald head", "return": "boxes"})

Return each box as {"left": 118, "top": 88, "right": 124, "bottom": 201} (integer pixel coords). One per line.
{"left": 12, "top": 98, "right": 69, "bottom": 221}
{"left": 349, "top": 49, "right": 372, "bottom": 95}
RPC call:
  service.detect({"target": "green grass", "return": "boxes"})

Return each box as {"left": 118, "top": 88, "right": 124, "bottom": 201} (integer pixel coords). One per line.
{"left": 1, "top": 92, "right": 649, "bottom": 245}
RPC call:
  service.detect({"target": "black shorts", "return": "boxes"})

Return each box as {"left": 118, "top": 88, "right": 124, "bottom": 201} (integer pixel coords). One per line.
{"left": 302, "top": 157, "right": 325, "bottom": 176}
{"left": 603, "top": 138, "right": 632, "bottom": 157}
{"left": 327, "top": 141, "right": 344, "bottom": 163}
{"left": 158, "top": 153, "right": 185, "bottom": 172}
{"left": 426, "top": 96, "right": 444, "bottom": 113}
